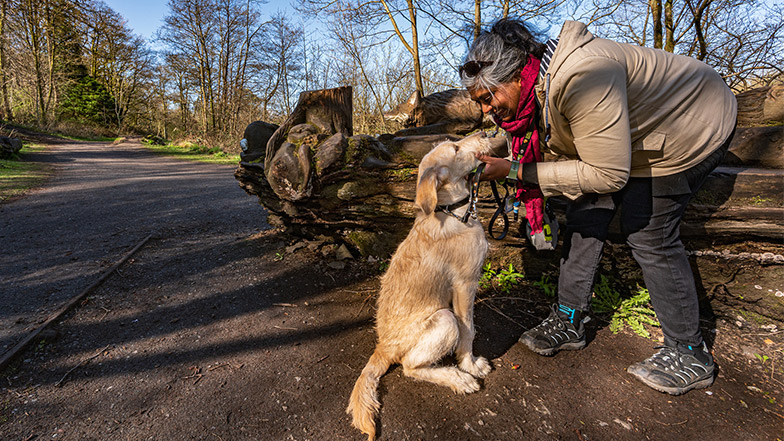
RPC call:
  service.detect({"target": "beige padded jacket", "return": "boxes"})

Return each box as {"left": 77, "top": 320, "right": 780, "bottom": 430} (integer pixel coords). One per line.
{"left": 534, "top": 21, "right": 737, "bottom": 200}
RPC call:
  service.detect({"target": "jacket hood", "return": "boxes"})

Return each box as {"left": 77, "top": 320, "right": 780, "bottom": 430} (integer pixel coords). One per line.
{"left": 548, "top": 21, "right": 595, "bottom": 78}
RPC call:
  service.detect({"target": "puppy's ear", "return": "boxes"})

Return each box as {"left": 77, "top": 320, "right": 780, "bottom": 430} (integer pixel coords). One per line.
{"left": 415, "top": 167, "right": 442, "bottom": 215}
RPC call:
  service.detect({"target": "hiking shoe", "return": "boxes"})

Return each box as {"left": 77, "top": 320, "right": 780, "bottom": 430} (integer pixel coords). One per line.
{"left": 627, "top": 342, "right": 715, "bottom": 395}
{"left": 520, "top": 304, "right": 586, "bottom": 356}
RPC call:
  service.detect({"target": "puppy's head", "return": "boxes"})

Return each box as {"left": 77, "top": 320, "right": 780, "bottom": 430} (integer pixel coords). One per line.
{"left": 415, "top": 132, "right": 492, "bottom": 215}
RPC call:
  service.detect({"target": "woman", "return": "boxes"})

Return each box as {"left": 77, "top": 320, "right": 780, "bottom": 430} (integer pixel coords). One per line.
{"left": 460, "top": 19, "right": 736, "bottom": 396}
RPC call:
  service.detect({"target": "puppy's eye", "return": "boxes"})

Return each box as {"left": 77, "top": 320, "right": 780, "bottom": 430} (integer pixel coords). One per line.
{"left": 454, "top": 144, "right": 460, "bottom": 153}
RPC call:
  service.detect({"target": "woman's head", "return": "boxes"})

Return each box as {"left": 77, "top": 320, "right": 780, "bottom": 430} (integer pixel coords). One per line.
{"left": 461, "top": 19, "right": 545, "bottom": 121}
{"left": 460, "top": 19, "right": 545, "bottom": 91}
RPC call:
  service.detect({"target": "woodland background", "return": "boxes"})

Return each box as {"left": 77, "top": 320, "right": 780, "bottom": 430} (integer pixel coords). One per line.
{"left": 0, "top": 0, "right": 782, "bottom": 150}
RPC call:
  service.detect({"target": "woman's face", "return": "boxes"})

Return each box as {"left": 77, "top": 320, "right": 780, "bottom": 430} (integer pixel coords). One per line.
{"left": 468, "top": 80, "right": 521, "bottom": 122}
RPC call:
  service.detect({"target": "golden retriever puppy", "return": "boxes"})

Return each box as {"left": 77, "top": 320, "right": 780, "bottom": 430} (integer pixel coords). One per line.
{"left": 347, "top": 132, "right": 493, "bottom": 440}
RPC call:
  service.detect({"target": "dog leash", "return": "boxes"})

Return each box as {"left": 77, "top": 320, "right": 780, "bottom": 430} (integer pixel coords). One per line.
{"left": 431, "top": 159, "right": 512, "bottom": 242}
{"left": 488, "top": 180, "right": 510, "bottom": 240}
{"left": 434, "top": 163, "right": 486, "bottom": 223}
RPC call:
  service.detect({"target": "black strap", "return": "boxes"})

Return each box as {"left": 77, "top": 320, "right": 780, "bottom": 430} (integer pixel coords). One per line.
{"left": 488, "top": 180, "right": 509, "bottom": 240}
{"left": 435, "top": 196, "right": 470, "bottom": 214}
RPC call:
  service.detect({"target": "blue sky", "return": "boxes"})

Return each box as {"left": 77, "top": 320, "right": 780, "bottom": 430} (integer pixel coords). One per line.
{"left": 102, "top": 0, "right": 169, "bottom": 39}
{"left": 102, "top": 0, "right": 296, "bottom": 40}
{"left": 104, "top": 0, "right": 778, "bottom": 42}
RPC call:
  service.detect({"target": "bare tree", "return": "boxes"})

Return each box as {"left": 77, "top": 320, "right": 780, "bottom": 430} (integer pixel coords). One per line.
{"left": 298, "top": 0, "right": 429, "bottom": 97}
{"left": 160, "top": 0, "right": 219, "bottom": 132}
{"left": 16, "top": 0, "right": 49, "bottom": 124}
{"left": 0, "top": 0, "right": 12, "bottom": 121}
{"left": 573, "top": 0, "right": 784, "bottom": 89}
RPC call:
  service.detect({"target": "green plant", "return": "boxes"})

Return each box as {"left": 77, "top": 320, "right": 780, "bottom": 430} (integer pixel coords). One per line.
{"left": 496, "top": 264, "right": 524, "bottom": 293}
{"left": 533, "top": 274, "right": 557, "bottom": 298}
{"left": 591, "top": 276, "right": 660, "bottom": 338}
{"left": 479, "top": 262, "right": 496, "bottom": 290}
{"left": 479, "top": 262, "right": 524, "bottom": 293}
{"left": 754, "top": 353, "right": 770, "bottom": 363}
{"left": 378, "top": 260, "right": 390, "bottom": 272}
{"left": 35, "top": 339, "right": 48, "bottom": 354}
{"left": 591, "top": 275, "right": 622, "bottom": 313}
{"left": 273, "top": 252, "right": 284, "bottom": 262}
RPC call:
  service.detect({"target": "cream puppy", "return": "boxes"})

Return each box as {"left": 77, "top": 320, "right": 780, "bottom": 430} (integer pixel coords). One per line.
{"left": 347, "top": 132, "right": 493, "bottom": 441}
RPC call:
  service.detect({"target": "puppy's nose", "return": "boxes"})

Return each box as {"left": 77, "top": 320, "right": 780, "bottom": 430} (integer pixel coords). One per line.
{"left": 478, "top": 131, "right": 487, "bottom": 138}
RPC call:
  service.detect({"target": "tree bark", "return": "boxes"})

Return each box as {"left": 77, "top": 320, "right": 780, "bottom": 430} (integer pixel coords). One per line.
{"left": 664, "top": 0, "right": 675, "bottom": 52}
{"left": 736, "top": 84, "right": 784, "bottom": 127}
{"left": 406, "top": 0, "right": 424, "bottom": 97}
{"left": 473, "top": 0, "right": 481, "bottom": 42}
{"left": 650, "top": 0, "right": 663, "bottom": 49}
{"left": 261, "top": 86, "right": 354, "bottom": 202}
{"left": 0, "top": 0, "right": 11, "bottom": 121}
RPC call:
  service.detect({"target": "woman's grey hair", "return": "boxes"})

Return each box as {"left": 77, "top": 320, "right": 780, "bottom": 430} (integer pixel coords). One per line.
{"left": 461, "top": 19, "right": 546, "bottom": 91}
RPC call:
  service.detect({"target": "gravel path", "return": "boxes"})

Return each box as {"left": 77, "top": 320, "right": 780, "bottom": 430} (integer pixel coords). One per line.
{"left": 0, "top": 139, "right": 267, "bottom": 356}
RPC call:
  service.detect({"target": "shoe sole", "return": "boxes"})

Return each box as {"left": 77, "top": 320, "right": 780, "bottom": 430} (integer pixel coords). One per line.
{"left": 521, "top": 338, "right": 586, "bottom": 356}
{"left": 626, "top": 368, "right": 714, "bottom": 395}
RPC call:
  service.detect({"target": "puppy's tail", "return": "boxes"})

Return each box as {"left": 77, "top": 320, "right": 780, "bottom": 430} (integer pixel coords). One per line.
{"left": 346, "top": 348, "right": 392, "bottom": 441}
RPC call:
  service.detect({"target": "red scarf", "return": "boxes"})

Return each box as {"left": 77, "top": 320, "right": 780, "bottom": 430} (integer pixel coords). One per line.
{"left": 493, "top": 55, "right": 545, "bottom": 234}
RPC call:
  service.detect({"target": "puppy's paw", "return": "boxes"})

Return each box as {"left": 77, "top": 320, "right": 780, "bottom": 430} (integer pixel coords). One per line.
{"left": 451, "top": 370, "right": 481, "bottom": 394}
{"left": 460, "top": 355, "right": 492, "bottom": 378}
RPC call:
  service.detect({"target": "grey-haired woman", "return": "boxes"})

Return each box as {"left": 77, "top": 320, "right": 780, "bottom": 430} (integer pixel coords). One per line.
{"left": 460, "top": 18, "right": 736, "bottom": 396}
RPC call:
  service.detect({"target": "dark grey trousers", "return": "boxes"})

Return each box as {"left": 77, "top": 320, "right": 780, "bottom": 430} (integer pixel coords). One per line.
{"left": 557, "top": 138, "right": 731, "bottom": 347}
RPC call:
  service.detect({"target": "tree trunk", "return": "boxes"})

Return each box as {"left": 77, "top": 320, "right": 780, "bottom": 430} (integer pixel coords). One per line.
{"left": 0, "top": 0, "right": 11, "bottom": 121}
{"left": 406, "top": 0, "right": 424, "bottom": 97}
{"left": 664, "top": 0, "right": 675, "bottom": 52}
{"left": 650, "top": 0, "right": 663, "bottom": 49}
{"left": 261, "top": 87, "right": 354, "bottom": 203}
{"left": 473, "top": 0, "right": 481, "bottom": 42}
{"left": 736, "top": 84, "right": 784, "bottom": 127}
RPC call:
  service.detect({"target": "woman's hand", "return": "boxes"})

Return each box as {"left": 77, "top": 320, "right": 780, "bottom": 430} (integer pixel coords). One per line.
{"left": 475, "top": 153, "right": 512, "bottom": 181}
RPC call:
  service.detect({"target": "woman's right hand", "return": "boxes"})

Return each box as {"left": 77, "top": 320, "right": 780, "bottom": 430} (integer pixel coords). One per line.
{"left": 475, "top": 153, "right": 512, "bottom": 181}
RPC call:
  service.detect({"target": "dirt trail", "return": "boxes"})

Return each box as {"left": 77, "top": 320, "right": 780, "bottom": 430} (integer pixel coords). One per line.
{"left": 0, "top": 139, "right": 266, "bottom": 355}
{"left": 1, "top": 139, "right": 782, "bottom": 440}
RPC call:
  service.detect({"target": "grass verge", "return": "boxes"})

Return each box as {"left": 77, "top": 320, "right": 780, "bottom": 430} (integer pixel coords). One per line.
{"left": 56, "top": 133, "right": 119, "bottom": 142}
{"left": 141, "top": 142, "right": 240, "bottom": 165}
{"left": 0, "top": 144, "right": 52, "bottom": 203}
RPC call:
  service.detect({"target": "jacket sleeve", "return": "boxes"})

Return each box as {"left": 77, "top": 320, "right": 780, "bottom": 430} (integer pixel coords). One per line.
{"left": 537, "top": 56, "right": 632, "bottom": 199}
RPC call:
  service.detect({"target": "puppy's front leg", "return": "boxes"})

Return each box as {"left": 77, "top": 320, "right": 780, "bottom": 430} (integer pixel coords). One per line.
{"left": 452, "top": 282, "right": 491, "bottom": 378}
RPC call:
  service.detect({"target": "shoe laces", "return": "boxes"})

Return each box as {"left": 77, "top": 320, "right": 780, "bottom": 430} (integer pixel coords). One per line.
{"left": 646, "top": 346, "right": 683, "bottom": 371}
{"left": 533, "top": 308, "right": 566, "bottom": 335}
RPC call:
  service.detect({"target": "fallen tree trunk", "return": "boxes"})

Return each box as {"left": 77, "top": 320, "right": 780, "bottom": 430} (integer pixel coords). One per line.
{"left": 235, "top": 88, "right": 784, "bottom": 256}
{"left": 735, "top": 84, "right": 784, "bottom": 127}
{"left": 723, "top": 126, "right": 783, "bottom": 169}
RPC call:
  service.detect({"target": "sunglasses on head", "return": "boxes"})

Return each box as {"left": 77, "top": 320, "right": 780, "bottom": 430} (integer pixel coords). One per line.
{"left": 459, "top": 60, "right": 493, "bottom": 77}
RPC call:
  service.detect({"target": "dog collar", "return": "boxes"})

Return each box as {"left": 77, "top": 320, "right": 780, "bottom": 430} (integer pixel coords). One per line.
{"left": 435, "top": 196, "right": 471, "bottom": 222}
{"left": 434, "top": 163, "right": 486, "bottom": 224}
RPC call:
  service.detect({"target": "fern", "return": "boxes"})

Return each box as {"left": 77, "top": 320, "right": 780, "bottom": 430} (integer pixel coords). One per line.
{"left": 609, "top": 316, "right": 624, "bottom": 334}
{"left": 591, "top": 275, "right": 622, "bottom": 313}
{"left": 591, "top": 281, "right": 660, "bottom": 339}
